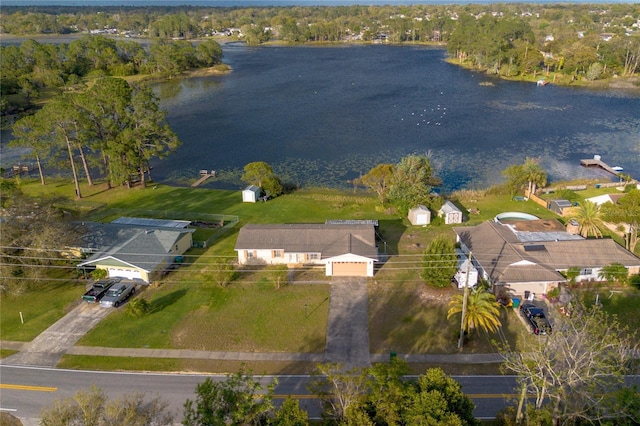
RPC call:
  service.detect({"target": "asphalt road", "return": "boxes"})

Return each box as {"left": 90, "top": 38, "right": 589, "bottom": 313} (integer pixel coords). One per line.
{"left": 0, "top": 365, "right": 525, "bottom": 424}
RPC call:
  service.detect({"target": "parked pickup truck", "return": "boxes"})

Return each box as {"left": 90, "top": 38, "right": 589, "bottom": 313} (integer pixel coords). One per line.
{"left": 99, "top": 281, "right": 136, "bottom": 308}
{"left": 82, "top": 278, "right": 119, "bottom": 303}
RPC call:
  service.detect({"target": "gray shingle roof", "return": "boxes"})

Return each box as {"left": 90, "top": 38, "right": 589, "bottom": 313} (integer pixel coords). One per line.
{"left": 77, "top": 224, "right": 193, "bottom": 271}
{"left": 235, "top": 224, "right": 378, "bottom": 260}
{"left": 454, "top": 220, "right": 640, "bottom": 285}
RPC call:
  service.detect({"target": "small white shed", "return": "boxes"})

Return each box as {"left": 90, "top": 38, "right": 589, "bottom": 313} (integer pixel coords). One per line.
{"left": 439, "top": 200, "right": 463, "bottom": 224}
{"left": 408, "top": 205, "right": 431, "bottom": 226}
{"left": 242, "top": 185, "right": 261, "bottom": 203}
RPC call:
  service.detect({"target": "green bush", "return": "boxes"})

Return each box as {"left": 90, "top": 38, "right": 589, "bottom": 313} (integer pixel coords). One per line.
{"left": 126, "top": 298, "right": 150, "bottom": 318}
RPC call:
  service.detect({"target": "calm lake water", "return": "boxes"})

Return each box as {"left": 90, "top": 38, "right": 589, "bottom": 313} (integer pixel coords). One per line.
{"left": 149, "top": 44, "right": 640, "bottom": 191}
{"left": 2, "top": 43, "right": 639, "bottom": 192}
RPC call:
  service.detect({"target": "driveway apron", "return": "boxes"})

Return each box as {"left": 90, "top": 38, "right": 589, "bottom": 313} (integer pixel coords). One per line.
{"left": 2, "top": 302, "right": 112, "bottom": 367}
{"left": 324, "top": 277, "right": 370, "bottom": 368}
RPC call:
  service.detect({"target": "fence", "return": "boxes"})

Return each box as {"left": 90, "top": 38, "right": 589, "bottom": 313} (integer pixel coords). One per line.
{"left": 524, "top": 189, "right": 548, "bottom": 208}
{"left": 85, "top": 208, "right": 239, "bottom": 247}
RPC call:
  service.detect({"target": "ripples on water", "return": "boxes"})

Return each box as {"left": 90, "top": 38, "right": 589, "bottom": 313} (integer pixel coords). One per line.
{"left": 149, "top": 44, "right": 640, "bottom": 192}
{"left": 2, "top": 43, "right": 639, "bottom": 192}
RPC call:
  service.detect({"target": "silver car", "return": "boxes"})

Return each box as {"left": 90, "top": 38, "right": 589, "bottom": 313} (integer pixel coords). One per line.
{"left": 99, "top": 281, "right": 136, "bottom": 308}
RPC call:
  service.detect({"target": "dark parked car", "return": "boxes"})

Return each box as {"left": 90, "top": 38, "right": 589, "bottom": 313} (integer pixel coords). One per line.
{"left": 82, "top": 278, "right": 120, "bottom": 303}
{"left": 519, "top": 303, "right": 552, "bottom": 335}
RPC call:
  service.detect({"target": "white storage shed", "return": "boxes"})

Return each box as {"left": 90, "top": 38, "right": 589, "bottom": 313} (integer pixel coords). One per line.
{"left": 242, "top": 185, "right": 261, "bottom": 203}
{"left": 439, "top": 200, "right": 463, "bottom": 224}
{"left": 408, "top": 205, "right": 431, "bottom": 226}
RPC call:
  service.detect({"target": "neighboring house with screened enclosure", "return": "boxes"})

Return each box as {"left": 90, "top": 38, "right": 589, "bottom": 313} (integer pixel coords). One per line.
{"left": 234, "top": 223, "right": 378, "bottom": 277}
{"left": 454, "top": 217, "right": 640, "bottom": 297}
{"left": 75, "top": 219, "right": 194, "bottom": 283}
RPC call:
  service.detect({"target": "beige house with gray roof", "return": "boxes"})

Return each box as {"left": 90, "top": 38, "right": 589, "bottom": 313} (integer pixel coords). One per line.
{"left": 234, "top": 224, "right": 378, "bottom": 277}
{"left": 454, "top": 218, "right": 640, "bottom": 296}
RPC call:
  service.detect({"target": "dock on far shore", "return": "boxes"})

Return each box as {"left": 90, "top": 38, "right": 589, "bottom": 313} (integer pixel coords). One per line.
{"left": 191, "top": 170, "right": 216, "bottom": 187}
{"left": 580, "top": 156, "right": 622, "bottom": 176}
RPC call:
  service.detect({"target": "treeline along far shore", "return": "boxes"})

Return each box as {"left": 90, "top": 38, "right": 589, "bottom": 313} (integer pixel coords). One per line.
{"left": 1, "top": 2, "right": 639, "bottom": 93}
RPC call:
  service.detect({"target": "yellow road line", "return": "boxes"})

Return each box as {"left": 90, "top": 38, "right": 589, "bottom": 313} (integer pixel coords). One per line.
{"left": 0, "top": 384, "right": 57, "bottom": 392}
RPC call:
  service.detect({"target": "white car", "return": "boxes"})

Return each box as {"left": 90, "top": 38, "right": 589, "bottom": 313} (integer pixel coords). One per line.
{"left": 99, "top": 281, "right": 136, "bottom": 308}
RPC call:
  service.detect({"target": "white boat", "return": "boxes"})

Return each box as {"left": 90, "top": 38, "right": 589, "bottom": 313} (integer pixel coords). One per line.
{"left": 612, "top": 166, "right": 624, "bottom": 172}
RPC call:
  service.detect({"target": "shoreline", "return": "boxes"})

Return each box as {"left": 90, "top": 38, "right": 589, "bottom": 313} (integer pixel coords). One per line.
{"left": 444, "top": 57, "right": 640, "bottom": 90}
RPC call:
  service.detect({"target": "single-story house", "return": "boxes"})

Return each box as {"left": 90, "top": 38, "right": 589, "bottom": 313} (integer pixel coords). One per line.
{"left": 454, "top": 217, "right": 640, "bottom": 296}
{"left": 408, "top": 205, "right": 431, "bottom": 226}
{"left": 585, "top": 193, "right": 623, "bottom": 206}
{"left": 76, "top": 221, "right": 194, "bottom": 283}
{"left": 548, "top": 199, "right": 573, "bottom": 216}
{"left": 439, "top": 201, "right": 463, "bottom": 224}
{"left": 242, "top": 185, "right": 261, "bottom": 203}
{"left": 234, "top": 223, "right": 378, "bottom": 277}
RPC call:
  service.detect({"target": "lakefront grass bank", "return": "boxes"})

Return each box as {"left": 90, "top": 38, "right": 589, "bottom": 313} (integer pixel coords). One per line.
{"left": 2, "top": 177, "right": 638, "bottom": 374}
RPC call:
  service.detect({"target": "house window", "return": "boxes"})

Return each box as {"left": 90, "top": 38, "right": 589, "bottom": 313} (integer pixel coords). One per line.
{"left": 246, "top": 250, "right": 254, "bottom": 259}
{"left": 580, "top": 268, "right": 592, "bottom": 275}
{"left": 308, "top": 253, "right": 319, "bottom": 260}
{"left": 273, "top": 250, "right": 284, "bottom": 258}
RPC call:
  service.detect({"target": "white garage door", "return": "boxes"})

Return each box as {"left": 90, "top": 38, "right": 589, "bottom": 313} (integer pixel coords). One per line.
{"left": 332, "top": 262, "right": 367, "bottom": 277}
{"left": 108, "top": 268, "right": 142, "bottom": 280}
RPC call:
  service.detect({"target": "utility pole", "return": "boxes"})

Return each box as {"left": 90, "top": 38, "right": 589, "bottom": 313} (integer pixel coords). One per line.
{"left": 458, "top": 251, "right": 472, "bottom": 350}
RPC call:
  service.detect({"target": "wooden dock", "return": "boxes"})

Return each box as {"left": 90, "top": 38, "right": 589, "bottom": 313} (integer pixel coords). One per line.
{"left": 4, "top": 164, "right": 38, "bottom": 178}
{"left": 580, "top": 158, "right": 621, "bottom": 176}
{"left": 191, "top": 170, "right": 217, "bottom": 187}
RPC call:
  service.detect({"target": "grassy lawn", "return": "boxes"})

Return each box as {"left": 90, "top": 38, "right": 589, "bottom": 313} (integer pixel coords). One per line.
{"left": 76, "top": 219, "right": 330, "bottom": 353}
{"left": 58, "top": 355, "right": 319, "bottom": 375}
{"left": 0, "top": 278, "right": 82, "bottom": 341}
{"left": 573, "top": 285, "right": 640, "bottom": 331}
{"left": 9, "top": 178, "right": 637, "bottom": 374}
{"left": 0, "top": 349, "right": 19, "bottom": 359}
{"left": 369, "top": 279, "right": 525, "bottom": 354}
{"left": 77, "top": 279, "right": 330, "bottom": 353}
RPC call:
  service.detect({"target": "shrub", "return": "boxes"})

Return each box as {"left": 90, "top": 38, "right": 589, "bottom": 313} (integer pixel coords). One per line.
{"left": 126, "top": 298, "right": 150, "bottom": 318}
{"left": 630, "top": 275, "right": 640, "bottom": 290}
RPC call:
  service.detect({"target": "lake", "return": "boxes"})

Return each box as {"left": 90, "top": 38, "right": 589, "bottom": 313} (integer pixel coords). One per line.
{"left": 149, "top": 44, "right": 640, "bottom": 192}
{"left": 2, "top": 43, "right": 639, "bottom": 192}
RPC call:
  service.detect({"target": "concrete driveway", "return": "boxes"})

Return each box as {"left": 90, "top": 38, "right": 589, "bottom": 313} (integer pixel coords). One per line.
{"left": 1, "top": 302, "right": 112, "bottom": 367}
{"left": 324, "top": 277, "right": 370, "bottom": 368}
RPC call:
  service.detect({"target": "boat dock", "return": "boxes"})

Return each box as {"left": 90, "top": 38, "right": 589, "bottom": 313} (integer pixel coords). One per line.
{"left": 580, "top": 157, "right": 622, "bottom": 176}
{"left": 4, "top": 164, "right": 38, "bottom": 178}
{"left": 191, "top": 170, "right": 216, "bottom": 187}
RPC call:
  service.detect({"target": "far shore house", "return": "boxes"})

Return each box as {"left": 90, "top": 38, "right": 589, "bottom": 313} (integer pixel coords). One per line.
{"left": 454, "top": 217, "right": 640, "bottom": 297}
{"left": 438, "top": 200, "right": 463, "bottom": 224}
{"left": 234, "top": 223, "right": 378, "bottom": 277}
{"left": 76, "top": 219, "right": 194, "bottom": 283}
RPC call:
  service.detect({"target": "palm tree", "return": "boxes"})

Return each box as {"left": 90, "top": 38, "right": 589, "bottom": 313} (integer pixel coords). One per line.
{"left": 447, "top": 288, "right": 501, "bottom": 335}
{"left": 522, "top": 157, "right": 547, "bottom": 197}
{"left": 571, "top": 201, "right": 603, "bottom": 238}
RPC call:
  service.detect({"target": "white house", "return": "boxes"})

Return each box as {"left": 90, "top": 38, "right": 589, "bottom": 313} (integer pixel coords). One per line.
{"left": 439, "top": 201, "right": 463, "bottom": 224}
{"left": 234, "top": 223, "right": 378, "bottom": 277}
{"left": 242, "top": 185, "right": 261, "bottom": 203}
{"left": 585, "top": 193, "right": 622, "bottom": 206}
{"left": 408, "top": 205, "right": 431, "bottom": 226}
